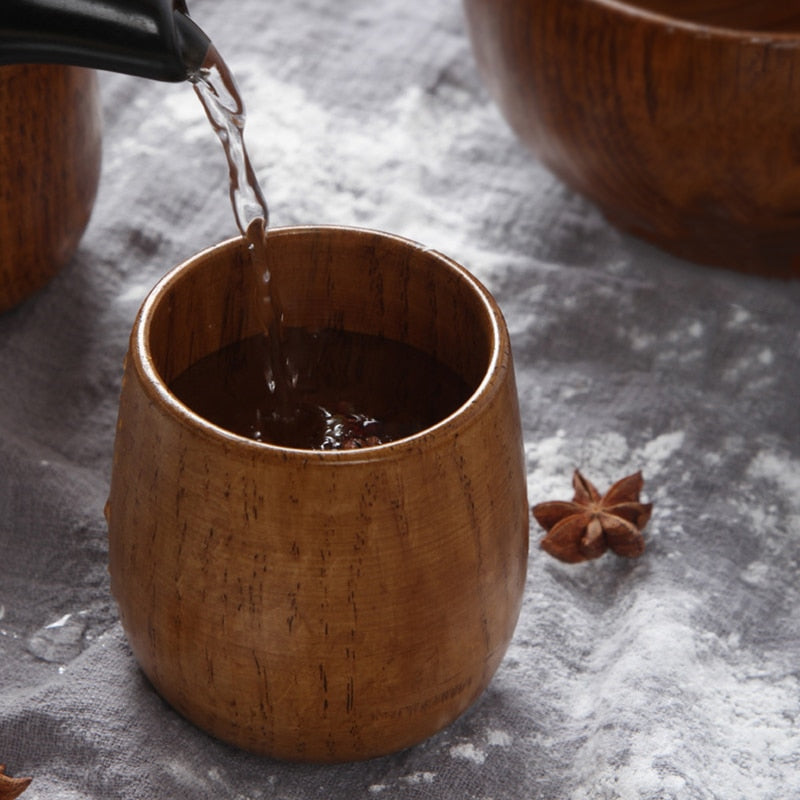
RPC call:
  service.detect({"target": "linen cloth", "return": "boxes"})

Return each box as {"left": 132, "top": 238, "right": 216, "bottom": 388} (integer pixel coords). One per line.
{"left": 2, "top": 0, "right": 799, "bottom": 797}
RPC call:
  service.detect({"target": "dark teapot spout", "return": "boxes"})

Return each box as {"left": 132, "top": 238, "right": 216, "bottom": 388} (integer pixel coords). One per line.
{"left": 0, "top": 0, "right": 211, "bottom": 81}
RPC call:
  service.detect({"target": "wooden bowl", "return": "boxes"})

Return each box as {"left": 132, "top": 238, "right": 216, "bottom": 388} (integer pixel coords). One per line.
{"left": 0, "top": 65, "right": 102, "bottom": 312}
{"left": 463, "top": 0, "right": 800, "bottom": 276}
{"left": 106, "top": 226, "right": 529, "bottom": 762}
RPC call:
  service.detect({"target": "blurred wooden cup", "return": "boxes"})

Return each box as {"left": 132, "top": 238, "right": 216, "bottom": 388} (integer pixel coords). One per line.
{"left": 464, "top": 0, "right": 800, "bottom": 276}
{"left": 0, "top": 64, "right": 102, "bottom": 312}
{"left": 106, "top": 226, "right": 529, "bottom": 762}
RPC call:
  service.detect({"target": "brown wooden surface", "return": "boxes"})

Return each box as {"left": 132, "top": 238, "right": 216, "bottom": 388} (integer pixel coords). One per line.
{"left": 628, "top": 1, "right": 800, "bottom": 31}
{"left": 0, "top": 65, "right": 102, "bottom": 312}
{"left": 105, "top": 227, "right": 530, "bottom": 762}
{"left": 463, "top": 0, "right": 800, "bottom": 276}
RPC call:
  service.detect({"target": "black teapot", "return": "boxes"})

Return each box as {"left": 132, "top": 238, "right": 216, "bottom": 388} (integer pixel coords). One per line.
{"left": 0, "top": 0, "right": 210, "bottom": 80}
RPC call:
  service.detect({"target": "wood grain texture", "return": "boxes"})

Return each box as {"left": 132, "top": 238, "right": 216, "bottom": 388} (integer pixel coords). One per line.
{"left": 463, "top": 0, "right": 800, "bottom": 276}
{"left": 106, "top": 227, "right": 529, "bottom": 762}
{"left": 0, "top": 65, "right": 102, "bottom": 312}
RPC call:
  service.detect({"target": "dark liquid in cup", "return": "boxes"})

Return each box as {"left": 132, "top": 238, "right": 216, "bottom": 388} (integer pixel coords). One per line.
{"left": 169, "top": 328, "right": 472, "bottom": 449}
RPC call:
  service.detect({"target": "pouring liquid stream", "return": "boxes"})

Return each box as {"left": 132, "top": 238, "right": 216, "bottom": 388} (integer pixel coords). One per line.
{"left": 190, "top": 46, "right": 294, "bottom": 418}
{"left": 184, "top": 44, "right": 472, "bottom": 449}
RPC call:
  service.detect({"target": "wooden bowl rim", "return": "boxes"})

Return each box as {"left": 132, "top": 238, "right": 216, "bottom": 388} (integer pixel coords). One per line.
{"left": 130, "top": 224, "right": 510, "bottom": 461}
{"left": 582, "top": 0, "right": 800, "bottom": 42}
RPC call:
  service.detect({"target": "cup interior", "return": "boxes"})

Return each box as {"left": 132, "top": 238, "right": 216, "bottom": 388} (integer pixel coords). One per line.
{"left": 610, "top": 0, "right": 800, "bottom": 32}
{"left": 140, "top": 226, "right": 499, "bottom": 441}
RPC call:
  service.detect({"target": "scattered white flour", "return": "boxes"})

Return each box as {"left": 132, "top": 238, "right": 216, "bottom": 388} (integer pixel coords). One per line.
{"left": 368, "top": 773, "right": 436, "bottom": 793}
{"left": 687, "top": 320, "right": 704, "bottom": 338}
{"left": 206, "top": 767, "right": 224, "bottom": 784}
{"left": 726, "top": 305, "right": 752, "bottom": 328}
{"left": 401, "top": 772, "right": 436, "bottom": 785}
{"left": 515, "top": 587, "right": 800, "bottom": 798}
{"left": 758, "top": 347, "right": 775, "bottom": 366}
{"left": 633, "top": 431, "right": 685, "bottom": 477}
{"left": 163, "top": 757, "right": 211, "bottom": 792}
{"left": 527, "top": 429, "right": 685, "bottom": 503}
{"left": 114, "top": 280, "right": 155, "bottom": 307}
{"left": 243, "top": 74, "right": 529, "bottom": 284}
{"left": 702, "top": 450, "right": 723, "bottom": 468}
{"left": 740, "top": 560, "right": 770, "bottom": 586}
{"left": 628, "top": 327, "right": 658, "bottom": 352}
{"left": 526, "top": 430, "right": 576, "bottom": 498}
{"left": 449, "top": 742, "right": 487, "bottom": 765}
{"left": 486, "top": 729, "right": 513, "bottom": 747}
{"left": 576, "top": 432, "right": 631, "bottom": 476}
{"left": 747, "top": 449, "right": 800, "bottom": 502}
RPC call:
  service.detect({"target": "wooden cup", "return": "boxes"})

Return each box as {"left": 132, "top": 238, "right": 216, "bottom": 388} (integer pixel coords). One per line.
{"left": 463, "top": 0, "right": 800, "bottom": 276}
{"left": 0, "top": 65, "right": 102, "bottom": 312}
{"left": 106, "top": 226, "right": 529, "bottom": 762}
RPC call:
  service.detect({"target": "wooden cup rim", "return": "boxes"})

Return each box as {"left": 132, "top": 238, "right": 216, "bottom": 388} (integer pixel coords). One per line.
{"left": 584, "top": 0, "right": 800, "bottom": 41}
{"left": 129, "top": 225, "right": 510, "bottom": 460}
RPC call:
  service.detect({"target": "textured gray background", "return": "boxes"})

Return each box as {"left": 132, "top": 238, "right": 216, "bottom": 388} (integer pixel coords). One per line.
{"left": 2, "top": 0, "right": 799, "bottom": 797}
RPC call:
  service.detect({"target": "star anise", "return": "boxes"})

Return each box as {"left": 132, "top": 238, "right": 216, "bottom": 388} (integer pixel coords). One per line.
{"left": 0, "top": 765, "right": 31, "bottom": 800}
{"left": 532, "top": 470, "right": 652, "bottom": 563}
